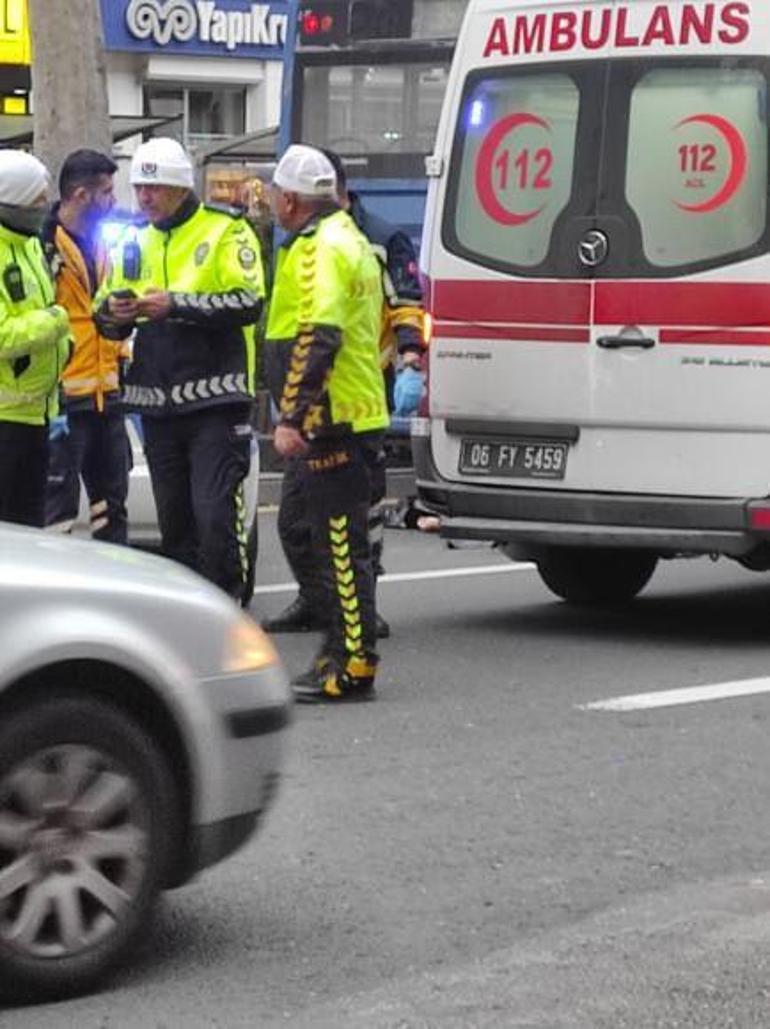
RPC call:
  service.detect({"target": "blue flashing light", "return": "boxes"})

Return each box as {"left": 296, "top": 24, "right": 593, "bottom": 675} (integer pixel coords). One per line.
{"left": 469, "top": 99, "right": 486, "bottom": 128}
{"left": 99, "top": 221, "right": 128, "bottom": 247}
{"left": 98, "top": 208, "right": 146, "bottom": 249}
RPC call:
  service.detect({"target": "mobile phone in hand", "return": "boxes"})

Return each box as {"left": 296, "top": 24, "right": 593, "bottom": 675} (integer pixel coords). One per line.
{"left": 112, "top": 289, "right": 137, "bottom": 300}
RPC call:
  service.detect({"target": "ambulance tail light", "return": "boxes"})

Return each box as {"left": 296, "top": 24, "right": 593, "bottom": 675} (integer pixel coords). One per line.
{"left": 747, "top": 502, "right": 770, "bottom": 531}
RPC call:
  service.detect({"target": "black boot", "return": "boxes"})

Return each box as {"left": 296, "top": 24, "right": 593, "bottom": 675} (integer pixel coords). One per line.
{"left": 292, "top": 653, "right": 378, "bottom": 704}
{"left": 261, "top": 596, "right": 326, "bottom": 633}
{"left": 376, "top": 612, "right": 391, "bottom": 639}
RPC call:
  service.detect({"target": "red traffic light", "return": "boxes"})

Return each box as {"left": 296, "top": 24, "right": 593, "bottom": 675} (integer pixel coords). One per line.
{"left": 302, "top": 10, "right": 321, "bottom": 35}
{"left": 298, "top": 3, "right": 347, "bottom": 45}
{"left": 298, "top": 3, "right": 348, "bottom": 45}
{"left": 301, "top": 10, "right": 335, "bottom": 35}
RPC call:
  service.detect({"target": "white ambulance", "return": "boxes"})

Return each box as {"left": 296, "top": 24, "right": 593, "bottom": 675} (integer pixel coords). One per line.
{"left": 414, "top": 0, "right": 770, "bottom": 603}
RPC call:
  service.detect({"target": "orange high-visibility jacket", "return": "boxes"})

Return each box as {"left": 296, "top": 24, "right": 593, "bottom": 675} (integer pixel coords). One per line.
{"left": 50, "top": 224, "right": 121, "bottom": 411}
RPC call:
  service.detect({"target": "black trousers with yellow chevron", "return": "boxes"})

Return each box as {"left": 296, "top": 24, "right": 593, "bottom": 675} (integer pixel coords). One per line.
{"left": 143, "top": 405, "right": 252, "bottom": 601}
{"left": 290, "top": 431, "right": 380, "bottom": 669}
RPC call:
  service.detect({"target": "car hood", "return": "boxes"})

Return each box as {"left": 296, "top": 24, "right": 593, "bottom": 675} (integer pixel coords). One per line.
{"left": 0, "top": 524, "right": 222, "bottom": 606}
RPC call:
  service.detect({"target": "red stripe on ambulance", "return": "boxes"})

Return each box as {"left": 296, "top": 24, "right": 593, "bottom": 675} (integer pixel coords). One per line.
{"left": 660, "top": 330, "right": 770, "bottom": 346}
{"left": 434, "top": 322, "right": 590, "bottom": 343}
{"left": 424, "top": 279, "right": 770, "bottom": 335}
{"left": 595, "top": 281, "right": 770, "bottom": 327}
{"left": 427, "top": 279, "right": 770, "bottom": 339}
{"left": 430, "top": 279, "right": 591, "bottom": 326}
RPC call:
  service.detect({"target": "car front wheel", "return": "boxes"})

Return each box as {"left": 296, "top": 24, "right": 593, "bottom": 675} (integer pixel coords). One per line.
{"left": 0, "top": 693, "right": 179, "bottom": 999}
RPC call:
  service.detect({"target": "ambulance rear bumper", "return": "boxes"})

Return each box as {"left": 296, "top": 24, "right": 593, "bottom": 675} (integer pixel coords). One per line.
{"left": 412, "top": 435, "right": 761, "bottom": 558}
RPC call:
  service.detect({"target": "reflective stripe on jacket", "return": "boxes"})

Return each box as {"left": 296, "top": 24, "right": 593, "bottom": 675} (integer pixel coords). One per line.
{"left": 264, "top": 206, "right": 388, "bottom": 437}
{"left": 0, "top": 224, "right": 71, "bottom": 426}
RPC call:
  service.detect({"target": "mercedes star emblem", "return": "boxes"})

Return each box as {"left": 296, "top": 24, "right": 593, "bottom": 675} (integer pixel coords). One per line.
{"left": 578, "top": 230, "right": 609, "bottom": 268}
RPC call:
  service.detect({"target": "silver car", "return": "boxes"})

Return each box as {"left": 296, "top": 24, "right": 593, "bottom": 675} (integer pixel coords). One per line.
{"left": 0, "top": 524, "right": 290, "bottom": 998}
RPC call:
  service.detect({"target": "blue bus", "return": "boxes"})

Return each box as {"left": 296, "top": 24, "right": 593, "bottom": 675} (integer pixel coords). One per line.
{"left": 279, "top": 0, "right": 464, "bottom": 246}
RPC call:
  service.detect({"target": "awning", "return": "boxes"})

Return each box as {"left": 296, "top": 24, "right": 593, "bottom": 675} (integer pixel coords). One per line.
{"left": 111, "top": 115, "right": 183, "bottom": 143}
{"left": 196, "top": 126, "right": 278, "bottom": 164}
{"left": 0, "top": 114, "right": 181, "bottom": 148}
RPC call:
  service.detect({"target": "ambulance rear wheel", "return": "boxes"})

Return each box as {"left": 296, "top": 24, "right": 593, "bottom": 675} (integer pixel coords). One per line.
{"left": 536, "top": 547, "right": 657, "bottom": 606}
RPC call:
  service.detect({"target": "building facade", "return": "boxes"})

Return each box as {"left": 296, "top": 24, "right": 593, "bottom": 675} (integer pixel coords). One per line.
{"left": 99, "top": 0, "right": 288, "bottom": 196}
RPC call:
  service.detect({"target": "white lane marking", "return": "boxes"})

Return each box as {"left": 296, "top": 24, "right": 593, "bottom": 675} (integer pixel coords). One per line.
{"left": 581, "top": 677, "right": 770, "bottom": 712}
{"left": 252, "top": 562, "right": 535, "bottom": 596}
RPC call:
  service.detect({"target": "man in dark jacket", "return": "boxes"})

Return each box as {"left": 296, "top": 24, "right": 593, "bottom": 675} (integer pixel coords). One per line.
{"left": 42, "top": 149, "right": 129, "bottom": 543}
{"left": 95, "top": 138, "right": 265, "bottom": 601}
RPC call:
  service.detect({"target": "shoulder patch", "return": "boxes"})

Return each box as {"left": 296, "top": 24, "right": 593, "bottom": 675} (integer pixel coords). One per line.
{"left": 237, "top": 244, "right": 258, "bottom": 269}
{"left": 203, "top": 202, "right": 243, "bottom": 220}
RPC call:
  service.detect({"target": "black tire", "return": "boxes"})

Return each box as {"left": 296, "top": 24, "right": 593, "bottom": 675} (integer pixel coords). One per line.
{"left": 536, "top": 547, "right": 657, "bottom": 606}
{"left": 242, "top": 515, "right": 259, "bottom": 608}
{"left": 0, "top": 693, "right": 179, "bottom": 1000}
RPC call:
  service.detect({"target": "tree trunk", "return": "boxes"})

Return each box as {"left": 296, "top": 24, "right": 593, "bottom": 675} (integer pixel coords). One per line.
{"left": 28, "top": 0, "right": 112, "bottom": 185}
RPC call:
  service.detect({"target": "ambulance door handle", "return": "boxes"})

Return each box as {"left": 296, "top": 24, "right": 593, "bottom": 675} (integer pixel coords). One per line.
{"left": 597, "top": 334, "right": 656, "bottom": 350}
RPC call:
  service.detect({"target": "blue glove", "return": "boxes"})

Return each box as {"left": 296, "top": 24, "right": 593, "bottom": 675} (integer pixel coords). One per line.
{"left": 393, "top": 366, "right": 424, "bottom": 418}
{"left": 48, "top": 413, "right": 69, "bottom": 441}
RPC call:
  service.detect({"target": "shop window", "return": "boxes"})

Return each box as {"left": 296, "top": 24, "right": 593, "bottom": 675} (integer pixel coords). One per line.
{"left": 188, "top": 89, "right": 245, "bottom": 143}
{"left": 144, "top": 87, "right": 184, "bottom": 142}
{"left": 144, "top": 86, "right": 246, "bottom": 146}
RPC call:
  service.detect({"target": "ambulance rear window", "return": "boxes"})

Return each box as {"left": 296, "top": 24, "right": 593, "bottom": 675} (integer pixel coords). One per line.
{"left": 626, "top": 68, "right": 767, "bottom": 268}
{"left": 449, "top": 71, "right": 580, "bottom": 268}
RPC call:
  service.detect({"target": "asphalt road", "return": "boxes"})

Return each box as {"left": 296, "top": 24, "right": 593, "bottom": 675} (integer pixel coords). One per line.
{"left": 10, "top": 514, "right": 770, "bottom": 1027}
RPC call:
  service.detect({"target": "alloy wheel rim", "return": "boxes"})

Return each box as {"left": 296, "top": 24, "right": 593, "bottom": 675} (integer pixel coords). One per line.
{"left": 0, "top": 744, "right": 149, "bottom": 958}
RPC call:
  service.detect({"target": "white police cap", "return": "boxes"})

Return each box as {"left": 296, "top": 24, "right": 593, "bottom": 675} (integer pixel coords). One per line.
{"left": 272, "top": 145, "right": 337, "bottom": 198}
{"left": 130, "top": 137, "right": 194, "bottom": 190}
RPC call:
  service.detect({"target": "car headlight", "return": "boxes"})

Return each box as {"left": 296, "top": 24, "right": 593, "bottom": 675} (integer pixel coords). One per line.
{"left": 223, "top": 616, "right": 278, "bottom": 673}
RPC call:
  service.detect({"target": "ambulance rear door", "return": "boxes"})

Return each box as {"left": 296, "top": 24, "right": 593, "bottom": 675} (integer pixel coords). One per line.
{"left": 588, "top": 0, "right": 770, "bottom": 498}
{"left": 426, "top": 0, "right": 616, "bottom": 491}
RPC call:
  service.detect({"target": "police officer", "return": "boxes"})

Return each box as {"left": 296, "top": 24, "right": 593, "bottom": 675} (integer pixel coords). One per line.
{"left": 0, "top": 150, "right": 71, "bottom": 527}
{"left": 95, "top": 138, "right": 265, "bottom": 600}
{"left": 265, "top": 144, "right": 388, "bottom": 703}
{"left": 327, "top": 148, "right": 424, "bottom": 632}
{"left": 42, "top": 149, "right": 130, "bottom": 542}
{"left": 262, "top": 151, "right": 424, "bottom": 639}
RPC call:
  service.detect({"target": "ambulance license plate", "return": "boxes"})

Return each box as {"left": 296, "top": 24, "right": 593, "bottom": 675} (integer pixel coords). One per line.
{"left": 459, "top": 439, "right": 568, "bottom": 479}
